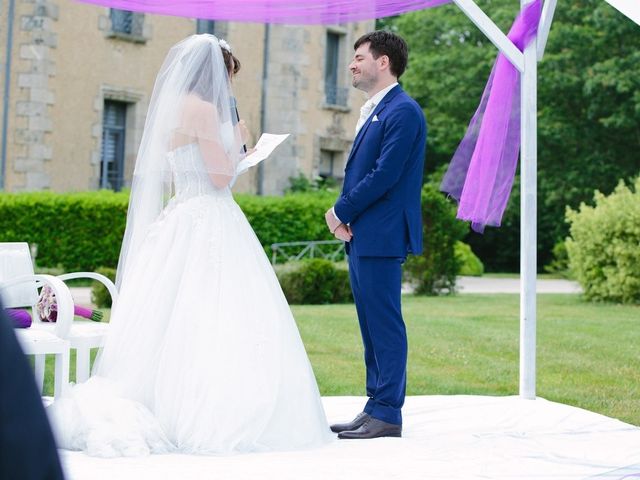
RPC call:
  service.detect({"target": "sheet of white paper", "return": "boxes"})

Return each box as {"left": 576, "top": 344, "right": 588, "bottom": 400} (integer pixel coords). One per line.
{"left": 236, "top": 133, "right": 290, "bottom": 175}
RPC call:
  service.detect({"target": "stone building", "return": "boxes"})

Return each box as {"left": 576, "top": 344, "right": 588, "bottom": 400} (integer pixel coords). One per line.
{"left": 0, "top": 0, "right": 374, "bottom": 194}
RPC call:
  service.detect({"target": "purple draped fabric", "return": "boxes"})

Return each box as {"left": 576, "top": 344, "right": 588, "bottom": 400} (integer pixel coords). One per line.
{"left": 440, "top": 0, "right": 541, "bottom": 233}
{"left": 73, "top": 0, "right": 451, "bottom": 24}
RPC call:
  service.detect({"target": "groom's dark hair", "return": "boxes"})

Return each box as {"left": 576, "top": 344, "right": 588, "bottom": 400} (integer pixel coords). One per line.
{"left": 354, "top": 31, "right": 408, "bottom": 79}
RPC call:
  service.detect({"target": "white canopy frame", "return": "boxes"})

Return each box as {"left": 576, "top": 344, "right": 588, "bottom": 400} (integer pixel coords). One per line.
{"left": 451, "top": 0, "right": 557, "bottom": 399}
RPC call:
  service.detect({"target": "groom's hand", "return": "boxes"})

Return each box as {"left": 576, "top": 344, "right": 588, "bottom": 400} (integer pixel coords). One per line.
{"left": 334, "top": 224, "right": 352, "bottom": 242}
{"left": 324, "top": 208, "right": 341, "bottom": 234}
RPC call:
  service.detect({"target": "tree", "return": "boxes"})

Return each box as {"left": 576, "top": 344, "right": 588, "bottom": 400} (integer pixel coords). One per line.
{"left": 387, "top": 0, "right": 640, "bottom": 271}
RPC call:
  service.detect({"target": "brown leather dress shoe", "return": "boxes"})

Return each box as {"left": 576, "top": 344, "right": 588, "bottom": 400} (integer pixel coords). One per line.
{"left": 330, "top": 412, "right": 371, "bottom": 433}
{"left": 338, "top": 417, "right": 402, "bottom": 439}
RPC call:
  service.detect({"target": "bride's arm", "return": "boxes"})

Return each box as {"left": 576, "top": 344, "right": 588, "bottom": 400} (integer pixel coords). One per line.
{"left": 197, "top": 139, "right": 234, "bottom": 189}
{"left": 194, "top": 102, "right": 238, "bottom": 189}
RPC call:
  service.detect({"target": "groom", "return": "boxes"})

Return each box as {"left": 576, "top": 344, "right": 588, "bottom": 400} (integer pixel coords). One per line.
{"left": 324, "top": 31, "right": 427, "bottom": 439}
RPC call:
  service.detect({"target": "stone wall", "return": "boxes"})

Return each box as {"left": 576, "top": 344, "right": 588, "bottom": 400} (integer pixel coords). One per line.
{"left": 0, "top": 0, "right": 374, "bottom": 194}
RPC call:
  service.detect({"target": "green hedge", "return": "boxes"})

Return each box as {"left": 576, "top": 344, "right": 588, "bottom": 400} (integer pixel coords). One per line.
{"left": 1, "top": 188, "right": 474, "bottom": 298}
{"left": 0, "top": 191, "right": 129, "bottom": 271}
{"left": 0, "top": 191, "right": 336, "bottom": 271}
{"left": 566, "top": 178, "right": 640, "bottom": 304}
{"left": 235, "top": 192, "right": 335, "bottom": 249}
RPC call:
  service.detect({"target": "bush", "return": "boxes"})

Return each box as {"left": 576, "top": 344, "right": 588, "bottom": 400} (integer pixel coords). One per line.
{"left": 91, "top": 267, "right": 117, "bottom": 308}
{"left": 0, "top": 191, "right": 336, "bottom": 271}
{"left": 404, "top": 182, "right": 468, "bottom": 295}
{"left": 455, "top": 241, "right": 484, "bottom": 276}
{"left": 285, "top": 172, "right": 339, "bottom": 194}
{"left": 277, "top": 259, "right": 352, "bottom": 304}
{"left": 544, "top": 240, "right": 572, "bottom": 278}
{"left": 566, "top": 178, "right": 640, "bottom": 304}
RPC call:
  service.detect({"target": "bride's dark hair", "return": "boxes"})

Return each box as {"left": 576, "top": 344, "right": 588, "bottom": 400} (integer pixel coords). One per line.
{"left": 186, "top": 45, "right": 240, "bottom": 98}
{"left": 221, "top": 48, "right": 241, "bottom": 76}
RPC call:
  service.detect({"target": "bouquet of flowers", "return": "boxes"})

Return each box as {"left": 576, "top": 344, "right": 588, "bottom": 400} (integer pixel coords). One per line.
{"left": 36, "top": 285, "right": 103, "bottom": 322}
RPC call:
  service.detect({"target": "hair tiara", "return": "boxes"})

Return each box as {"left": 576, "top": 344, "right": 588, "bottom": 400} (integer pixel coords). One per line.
{"left": 218, "top": 38, "right": 232, "bottom": 53}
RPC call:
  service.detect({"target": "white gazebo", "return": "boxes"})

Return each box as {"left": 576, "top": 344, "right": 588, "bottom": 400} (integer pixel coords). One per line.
{"left": 36, "top": 0, "right": 640, "bottom": 477}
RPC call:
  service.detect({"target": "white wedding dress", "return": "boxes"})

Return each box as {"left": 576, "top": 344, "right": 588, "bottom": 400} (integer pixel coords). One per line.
{"left": 48, "top": 142, "right": 332, "bottom": 457}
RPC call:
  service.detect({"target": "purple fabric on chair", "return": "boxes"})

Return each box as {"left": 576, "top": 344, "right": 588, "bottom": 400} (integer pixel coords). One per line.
{"left": 6, "top": 309, "right": 32, "bottom": 329}
{"left": 440, "top": 0, "right": 542, "bottom": 232}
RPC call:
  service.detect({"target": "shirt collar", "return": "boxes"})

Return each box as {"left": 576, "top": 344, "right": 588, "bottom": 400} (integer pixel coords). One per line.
{"left": 366, "top": 82, "right": 399, "bottom": 107}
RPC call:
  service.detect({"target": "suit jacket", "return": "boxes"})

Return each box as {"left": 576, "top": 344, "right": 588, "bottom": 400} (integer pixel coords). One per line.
{"left": 334, "top": 85, "right": 427, "bottom": 257}
{"left": 0, "top": 300, "right": 66, "bottom": 480}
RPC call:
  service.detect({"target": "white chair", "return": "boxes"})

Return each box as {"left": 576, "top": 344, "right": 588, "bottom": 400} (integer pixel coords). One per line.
{"left": 0, "top": 243, "right": 73, "bottom": 398}
{"left": 0, "top": 242, "right": 119, "bottom": 392}
{"left": 56, "top": 271, "right": 118, "bottom": 382}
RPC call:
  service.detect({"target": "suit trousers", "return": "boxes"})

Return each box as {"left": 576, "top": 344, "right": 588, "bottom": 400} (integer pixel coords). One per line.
{"left": 348, "top": 243, "right": 407, "bottom": 425}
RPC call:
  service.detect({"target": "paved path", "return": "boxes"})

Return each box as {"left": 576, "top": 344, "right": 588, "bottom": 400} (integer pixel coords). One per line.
{"left": 456, "top": 276, "right": 582, "bottom": 294}
{"left": 69, "top": 287, "right": 93, "bottom": 306}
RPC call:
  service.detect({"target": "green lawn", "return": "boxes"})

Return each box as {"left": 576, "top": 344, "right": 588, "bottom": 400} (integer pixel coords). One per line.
{"left": 293, "top": 294, "right": 640, "bottom": 426}
{"left": 40, "top": 294, "right": 640, "bottom": 426}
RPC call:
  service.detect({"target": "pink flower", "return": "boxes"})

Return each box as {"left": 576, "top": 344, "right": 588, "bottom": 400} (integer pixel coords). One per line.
{"left": 36, "top": 285, "right": 104, "bottom": 322}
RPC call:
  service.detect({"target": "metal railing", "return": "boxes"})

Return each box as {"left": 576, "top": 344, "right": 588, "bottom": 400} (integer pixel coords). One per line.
{"left": 271, "top": 240, "right": 345, "bottom": 265}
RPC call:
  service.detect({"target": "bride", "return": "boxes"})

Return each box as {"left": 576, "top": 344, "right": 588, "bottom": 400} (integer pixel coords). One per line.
{"left": 49, "top": 34, "right": 332, "bottom": 457}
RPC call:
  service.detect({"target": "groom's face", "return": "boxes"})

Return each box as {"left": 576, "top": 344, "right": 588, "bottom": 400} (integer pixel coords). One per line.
{"left": 349, "top": 43, "right": 378, "bottom": 92}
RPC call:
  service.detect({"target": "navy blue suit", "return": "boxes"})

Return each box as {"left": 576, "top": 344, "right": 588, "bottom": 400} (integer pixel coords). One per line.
{"left": 334, "top": 85, "right": 426, "bottom": 425}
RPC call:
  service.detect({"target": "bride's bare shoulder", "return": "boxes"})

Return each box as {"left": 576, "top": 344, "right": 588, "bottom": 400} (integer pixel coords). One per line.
{"left": 182, "top": 94, "right": 218, "bottom": 119}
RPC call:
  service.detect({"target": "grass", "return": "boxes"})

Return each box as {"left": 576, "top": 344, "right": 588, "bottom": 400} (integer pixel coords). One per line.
{"left": 293, "top": 294, "right": 640, "bottom": 426}
{"left": 40, "top": 294, "right": 640, "bottom": 426}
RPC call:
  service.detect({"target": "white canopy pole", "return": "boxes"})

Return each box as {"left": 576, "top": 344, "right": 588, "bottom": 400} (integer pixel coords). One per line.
{"left": 453, "top": 0, "right": 542, "bottom": 398}
{"left": 519, "top": 0, "right": 538, "bottom": 400}
{"left": 537, "top": 0, "right": 557, "bottom": 60}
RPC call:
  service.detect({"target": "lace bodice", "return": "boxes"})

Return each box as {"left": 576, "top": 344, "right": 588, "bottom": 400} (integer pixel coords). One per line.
{"left": 167, "top": 143, "right": 233, "bottom": 200}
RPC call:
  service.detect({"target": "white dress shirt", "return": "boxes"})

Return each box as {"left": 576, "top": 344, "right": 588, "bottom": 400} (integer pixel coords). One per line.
{"left": 354, "top": 82, "right": 399, "bottom": 135}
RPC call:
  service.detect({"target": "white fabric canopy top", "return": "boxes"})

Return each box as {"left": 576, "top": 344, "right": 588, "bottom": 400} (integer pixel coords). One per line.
{"left": 605, "top": 0, "right": 640, "bottom": 26}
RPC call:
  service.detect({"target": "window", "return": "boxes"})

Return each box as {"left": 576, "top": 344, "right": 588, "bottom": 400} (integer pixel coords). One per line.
{"left": 196, "top": 19, "right": 215, "bottom": 35}
{"left": 325, "top": 32, "right": 347, "bottom": 106}
{"left": 110, "top": 9, "right": 144, "bottom": 37}
{"left": 319, "top": 149, "right": 336, "bottom": 178}
{"left": 101, "top": 101, "right": 127, "bottom": 191}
